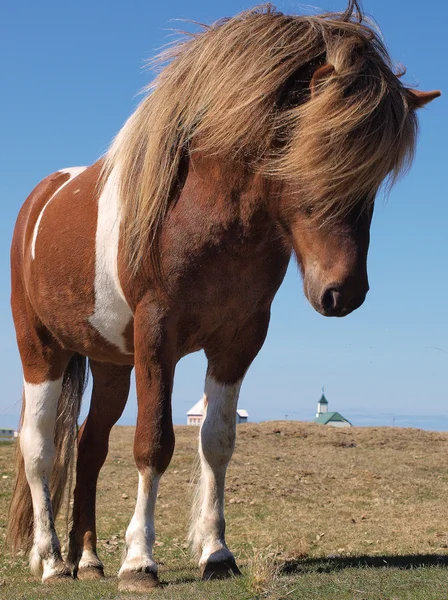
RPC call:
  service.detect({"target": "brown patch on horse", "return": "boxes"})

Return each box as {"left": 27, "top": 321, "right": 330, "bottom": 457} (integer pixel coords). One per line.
{"left": 10, "top": 174, "right": 75, "bottom": 383}
{"left": 23, "top": 167, "right": 97, "bottom": 319}
{"left": 20, "top": 171, "right": 72, "bottom": 254}
{"left": 18, "top": 161, "right": 134, "bottom": 365}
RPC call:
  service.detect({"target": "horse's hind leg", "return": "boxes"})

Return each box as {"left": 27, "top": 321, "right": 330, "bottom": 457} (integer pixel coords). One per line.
{"left": 68, "top": 361, "right": 132, "bottom": 580}
{"left": 10, "top": 310, "right": 73, "bottom": 581}
{"left": 22, "top": 377, "right": 73, "bottom": 581}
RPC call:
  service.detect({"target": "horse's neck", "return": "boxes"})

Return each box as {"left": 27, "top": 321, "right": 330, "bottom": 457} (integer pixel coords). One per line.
{"left": 183, "top": 154, "right": 276, "bottom": 228}
{"left": 121, "top": 155, "right": 290, "bottom": 308}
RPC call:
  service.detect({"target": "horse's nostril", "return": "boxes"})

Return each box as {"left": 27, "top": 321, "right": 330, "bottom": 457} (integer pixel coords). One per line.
{"left": 321, "top": 287, "right": 343, "bottom": 313}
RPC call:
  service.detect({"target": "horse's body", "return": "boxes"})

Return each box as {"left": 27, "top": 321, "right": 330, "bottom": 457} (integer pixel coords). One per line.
{"left": 8, "top": 2, "right": 439, "bottom": 591}
{"left": 14, "top": 159, "right": 288, "bottom": 367}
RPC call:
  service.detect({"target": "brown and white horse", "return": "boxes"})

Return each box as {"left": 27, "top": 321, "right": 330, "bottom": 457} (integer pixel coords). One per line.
{"left": 7, "top": 2, "right": 439, "bottom": 592}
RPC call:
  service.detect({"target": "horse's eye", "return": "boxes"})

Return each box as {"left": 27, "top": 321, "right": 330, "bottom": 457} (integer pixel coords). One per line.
{"left": 303, "top": 205, "right": 314, "bottom": 217}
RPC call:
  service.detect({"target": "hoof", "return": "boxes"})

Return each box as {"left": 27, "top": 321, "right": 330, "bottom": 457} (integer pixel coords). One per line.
{"left": 77, "top": 565, "right": 105, "bottom": 581}
{"left": 43, "top": 568, "right": 72, "bottom": 584}
{"left": 118, "top": 569, "right": 160, "bottom": 592}
{"left": 201, "top": 557, "right": 242, "bottom": 581}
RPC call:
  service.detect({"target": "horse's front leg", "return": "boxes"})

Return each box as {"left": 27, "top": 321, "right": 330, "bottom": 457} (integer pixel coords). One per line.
{"left": 191, "top": 376, "right": 242, "bottom": 580}
{"left": 118, "top": 309, "right": 175, "bottom": 593}
{"left": 191, "top": 312, "right": 270, "bottom": 580}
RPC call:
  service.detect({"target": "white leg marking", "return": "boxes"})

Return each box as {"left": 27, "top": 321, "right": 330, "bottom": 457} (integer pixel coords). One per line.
{"left": 189, "top": 376, "right": 242, "bottom": 566}
{"left": 119, "top": 469, "right": 160, "bottom": 576}
{"left": 22, "top": 379, "right": 68, "bottom": 581}
{"left": 88, "top": 167, "right": 133, "bottom": 355}
{"left": 78, "top": 548, "right": 103, "bottom": 571}
{"left": 31, "top": 166, "right": 87, "bottom": 259}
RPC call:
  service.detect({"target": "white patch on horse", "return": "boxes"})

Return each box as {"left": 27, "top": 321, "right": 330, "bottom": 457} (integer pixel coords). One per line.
{"left": 189, "top": 376, "right": 242, "bottom": 566}
{"left": 21, "top": 378, "right": 65, "bottom": 581}
{"left": 77, "top": 548, "right": 103, "bottom": 572}
{"left": 88, "top": 167, "right": 133, "bottom": 355}
{"left": 119, "top": 468, "right": 160, "bottom": 577}
{"left": 31, "top": 166, "right": 87, "bottom": 260}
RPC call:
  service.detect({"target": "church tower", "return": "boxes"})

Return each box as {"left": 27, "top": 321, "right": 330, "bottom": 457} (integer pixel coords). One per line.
{"left": 316, "top": 388, "right": 328, "bottom": 418}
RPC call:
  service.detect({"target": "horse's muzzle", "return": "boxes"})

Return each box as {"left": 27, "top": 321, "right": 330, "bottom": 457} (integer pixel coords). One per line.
{"left": 318, "top": 284, "right": 368, "bottom": 317}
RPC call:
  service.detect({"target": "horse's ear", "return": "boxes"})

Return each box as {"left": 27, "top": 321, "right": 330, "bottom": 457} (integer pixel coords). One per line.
{"left": 407, "top": 88, "right": 441, "bottom": 109}
{"left": 310, "top": 64, "right": 335, "bottom": 96}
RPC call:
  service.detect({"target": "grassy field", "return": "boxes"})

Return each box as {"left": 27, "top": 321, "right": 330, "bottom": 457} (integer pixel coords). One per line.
{"left": 1, "top": 421, "right": 448, "bottom": 599}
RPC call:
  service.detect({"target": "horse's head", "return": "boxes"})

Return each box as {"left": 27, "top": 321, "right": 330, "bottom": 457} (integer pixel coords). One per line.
{"left": 273, "top": 56, "right": 440, "bottom": 317}
{"left": 104, "top": 3, "right": 440, "bottom": 288}
{"left": 284, "top": 201, "right": 372, "bottom": 317}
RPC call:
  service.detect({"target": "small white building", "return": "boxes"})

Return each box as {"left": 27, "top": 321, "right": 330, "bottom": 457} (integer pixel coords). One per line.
{"left": 187, "top": 399, "right": 204, "bottom": 426}
{"left": 236, "top": 409, "right": 249, "bottom": 423}
{"left": 0, "top": 428, "right": 18, "bottom": 442}
{"left": 187, "top": 398, "right": 248, "bottom": 425}
{"left": 313, "top": 391, "right": 352, "bottom": 428}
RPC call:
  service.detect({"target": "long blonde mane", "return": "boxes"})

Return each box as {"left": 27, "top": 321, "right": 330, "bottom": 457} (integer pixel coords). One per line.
{"left": 103, "top": 1, "right": 417, "bottom": 271}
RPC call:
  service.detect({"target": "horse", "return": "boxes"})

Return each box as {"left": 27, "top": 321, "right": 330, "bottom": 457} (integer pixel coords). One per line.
{"left": 7, "top": 1, "right": 439, "bottom": 592}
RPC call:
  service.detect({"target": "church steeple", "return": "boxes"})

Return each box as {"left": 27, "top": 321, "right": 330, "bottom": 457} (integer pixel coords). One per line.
{"left": 316, "top": 386, "right": 329, "bottom": 417}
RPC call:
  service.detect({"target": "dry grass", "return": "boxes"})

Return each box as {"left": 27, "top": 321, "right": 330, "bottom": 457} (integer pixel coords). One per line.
{"left": 1, "top": 421, "right": 448, "bottom": 598}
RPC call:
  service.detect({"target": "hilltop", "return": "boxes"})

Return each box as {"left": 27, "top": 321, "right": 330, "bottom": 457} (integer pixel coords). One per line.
{"left": 1, "top": 421, "right": 448, "bottom": 599}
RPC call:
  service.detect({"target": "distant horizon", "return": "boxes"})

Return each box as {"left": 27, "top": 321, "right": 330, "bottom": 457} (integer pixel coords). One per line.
{"left": 2, "top": 408, "right": 448, "bottom": 433}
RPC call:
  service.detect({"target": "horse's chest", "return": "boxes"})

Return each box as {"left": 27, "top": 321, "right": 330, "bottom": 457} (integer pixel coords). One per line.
{"left": 169, "top": 235, "right": 290, "bottom": 352}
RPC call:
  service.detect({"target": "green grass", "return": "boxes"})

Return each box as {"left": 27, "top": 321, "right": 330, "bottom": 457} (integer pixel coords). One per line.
{"left": 2, "top": 562, "right": 448, "bottom": 600}
{"left": 1, "top": 422, "right": 448, "bottom": 599}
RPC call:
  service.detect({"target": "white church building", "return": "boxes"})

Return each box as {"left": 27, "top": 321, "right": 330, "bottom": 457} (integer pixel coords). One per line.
{"left": 313, "top": 391, "right": 352, "bottom": 427}
{"left": 187, "top": 398, "right": 248, "bottom": 426}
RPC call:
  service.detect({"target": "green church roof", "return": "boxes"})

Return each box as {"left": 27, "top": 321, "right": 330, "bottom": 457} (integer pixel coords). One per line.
{"left": 318, "top": 394, "right": 328, "bottom": 405}
{"left": 314, "top": 411, "right": 351, "bottom": 425}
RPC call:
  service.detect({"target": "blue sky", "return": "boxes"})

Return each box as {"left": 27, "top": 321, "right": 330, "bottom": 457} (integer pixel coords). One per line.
{"left": 0, "top": 1, "right": 446, "bottom": 430}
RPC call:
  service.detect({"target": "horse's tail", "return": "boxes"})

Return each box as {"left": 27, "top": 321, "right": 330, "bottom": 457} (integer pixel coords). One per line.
{"left": 7, "top": 354, "right": 88, "bottom": 552}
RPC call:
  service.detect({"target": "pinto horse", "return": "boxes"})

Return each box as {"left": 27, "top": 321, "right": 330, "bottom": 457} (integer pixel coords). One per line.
{"left": 8, "top": 2, "right": 439, "bottom": 592}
